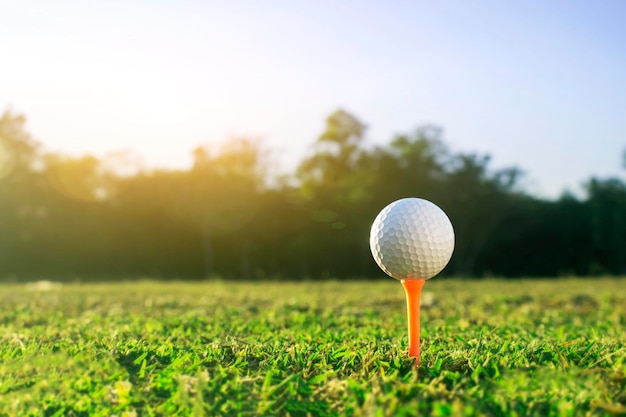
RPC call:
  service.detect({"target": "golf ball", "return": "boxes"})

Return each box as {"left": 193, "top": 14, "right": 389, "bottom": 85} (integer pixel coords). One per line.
{"left": 370, "top": 198, "right": 455, "bottom": 280}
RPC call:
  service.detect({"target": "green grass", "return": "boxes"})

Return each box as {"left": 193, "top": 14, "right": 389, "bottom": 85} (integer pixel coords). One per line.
{"left": 0, "top": 278, "right": 624, "bottom": 416}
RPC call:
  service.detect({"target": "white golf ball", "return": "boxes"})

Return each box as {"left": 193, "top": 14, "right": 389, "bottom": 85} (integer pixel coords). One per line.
{"left": 370, "top": 198, "right": 455, "bottom": 280}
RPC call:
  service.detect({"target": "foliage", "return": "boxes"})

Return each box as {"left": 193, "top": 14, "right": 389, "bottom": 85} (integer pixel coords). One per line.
{"left": 1, "top": 108, "right": 626, "bottom": 279}
{"left": 0, "top": 278, "right": 624, "bottom": 416}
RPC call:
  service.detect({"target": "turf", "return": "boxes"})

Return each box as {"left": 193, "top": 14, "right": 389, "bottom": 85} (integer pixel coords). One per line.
{"left": 0, "top": 278, "right": 624, "bottom": 416}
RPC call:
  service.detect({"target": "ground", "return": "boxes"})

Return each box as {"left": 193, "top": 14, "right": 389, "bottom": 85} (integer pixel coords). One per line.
{"left": 0, "top": 278, "right": 624, "bottom": 416}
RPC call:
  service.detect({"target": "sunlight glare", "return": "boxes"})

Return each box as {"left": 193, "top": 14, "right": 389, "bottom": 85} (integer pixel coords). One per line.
{"left": 47, "top": 157, "right": 112, "bottom": 202}
{"left": 120, "top": 72, "right": 188, "bottom": 125}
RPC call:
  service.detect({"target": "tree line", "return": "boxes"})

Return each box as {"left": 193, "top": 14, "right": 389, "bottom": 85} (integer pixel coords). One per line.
{"left": 0, "top": 109, "right": 624, "bottom": 281}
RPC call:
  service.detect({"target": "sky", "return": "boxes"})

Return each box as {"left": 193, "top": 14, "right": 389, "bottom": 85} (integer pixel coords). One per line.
{"left": 2, "top": 0, "right": 625, "bottom": 198}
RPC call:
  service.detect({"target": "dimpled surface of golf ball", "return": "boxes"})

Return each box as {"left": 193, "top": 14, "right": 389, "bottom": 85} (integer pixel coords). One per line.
{"left": 370, "top": 198, "right": 455, "bottom": 280}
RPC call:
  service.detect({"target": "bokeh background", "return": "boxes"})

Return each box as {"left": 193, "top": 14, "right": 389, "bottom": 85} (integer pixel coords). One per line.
{"left": 1, "top": 0, "right": 625, "bottom": 281}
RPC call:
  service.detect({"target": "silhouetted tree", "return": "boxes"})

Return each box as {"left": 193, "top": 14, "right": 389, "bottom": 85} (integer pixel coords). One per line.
{"left": 587, "top": 178, "right": 626, "bottom": 274}
{"left": 1, "top": 108, "right": 625, "bottom": 280}
{"left": 439, "top": 153, "right": 524, "bottom": 276}
{"left": 295, "top": 109, "right": 378, "bottom": 277}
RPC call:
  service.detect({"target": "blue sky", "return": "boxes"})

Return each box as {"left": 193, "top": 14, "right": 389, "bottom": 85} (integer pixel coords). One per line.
{"left": 2, "top": 0, "right": 625, "bottom": 197}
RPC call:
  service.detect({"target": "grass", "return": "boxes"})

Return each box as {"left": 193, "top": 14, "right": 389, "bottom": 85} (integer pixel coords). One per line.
{"left": 0, "top": 278, "right": 624, "bottom": 416}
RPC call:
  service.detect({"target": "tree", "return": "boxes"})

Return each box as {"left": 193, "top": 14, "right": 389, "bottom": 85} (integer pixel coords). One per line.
{"left": 0, "top": 110, "right": 45, "bottom": 277}
{"left": 438, "top": 152, "right": 524, "bottom": 276}
{"left": 296, "top": 109, "right": 374, "bottom": 277}
{"left": 0, "top": 109, "right": 40, "bottom": 179}
{"left": 587, "top": 178, "right": 626, "bottom": 274}
{"left": 177, "top": 138, "right": 265, "bottom": 278}
{"left": 368, "top": 126, "right": 449, "bottom": 206}
{"left": 297, "top": 108, "right": 367, "bottom": 193}
{"left": 45, "top": 154, "right": 115, "bottom": 202}
{"left": 2, "top": 106, "right": 625, "bottom": 280}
